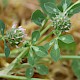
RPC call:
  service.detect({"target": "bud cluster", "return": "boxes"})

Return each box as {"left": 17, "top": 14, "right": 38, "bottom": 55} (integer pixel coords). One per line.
{"left": 52, "top": 14, "right": 71, "bottom": 32}
{"left": 5, "top": 25, "right": 26, "bottom": 46}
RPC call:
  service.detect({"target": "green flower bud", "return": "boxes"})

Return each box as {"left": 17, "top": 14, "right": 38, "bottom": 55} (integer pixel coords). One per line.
{"left": 52, "top": 14, "right": 71, "bottom": 32}
{"left": 5, "top": 24, "right": 26, "bottom": 46}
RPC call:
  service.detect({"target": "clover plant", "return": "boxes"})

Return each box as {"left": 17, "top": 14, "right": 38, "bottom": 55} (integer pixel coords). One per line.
{"left": 0, "top": 0, "right": 80, "bottom": 80}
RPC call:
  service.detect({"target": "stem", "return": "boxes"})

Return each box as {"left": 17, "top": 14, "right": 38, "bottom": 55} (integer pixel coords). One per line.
{"left": 0, "top": 74, "right": 48, "bottom": 80}
{"left": 47, "top": 55, "right": 80, "bottom": 62}
{"left": 64, "top": 0, "right": 80, "bottom": 14}
{"left": 40, "top": 23, "right": 52, "bottom": 36}
{"left": 40, "top": 16, "right": 49, "bottom": 32}
{"left": 0, "top": 48, "right": 29, "bottom": 74}
{"left": 10, "top": 48, "right": 23, "bottom": 55}
{"left": 0, "top": 54, "right": 15, "bottom": 58}
{"left": 60, "top": 55, "right": 80, "bottom": 59}
{"left": 14, "top": 63, "right": 29, "bottom": 70}
{"left": 36, "top": 31, "right": 53, "bottom": 45}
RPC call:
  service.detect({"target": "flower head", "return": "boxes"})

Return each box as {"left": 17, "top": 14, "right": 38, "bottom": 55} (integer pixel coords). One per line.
{"left": 6, "top": 24, "right": 27, "bottom": 46}
{"left": 52, "top": 14, "right": 71, "bottom": 32}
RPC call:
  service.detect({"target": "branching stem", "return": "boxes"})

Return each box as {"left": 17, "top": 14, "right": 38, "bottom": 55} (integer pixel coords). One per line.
{"left": 0, "top": 48, "right": 29, "bottom": 74}
{"left": 0, "top": 74, "right": 48, "bottom": 80}
{"left": 36, "top": 30, "right": 53, "bottom": 45}
{"left": 40, "top": 23, "right": 52, "bottom": 36}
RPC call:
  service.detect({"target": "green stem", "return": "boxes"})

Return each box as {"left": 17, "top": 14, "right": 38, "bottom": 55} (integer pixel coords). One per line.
{"left": 36, "top": 31, "right": 53, "bottom": 45}
{"left": 0, "top": 54, "right": 15, "bottom": 58}
{"left": 47, "top": 55, "right": 80, "bottom": 62}
{"left": 40, "top": 23, "right": 52, "bottom": 36}
{"left": 40, "top": 16, "right": 49, "bottom": 32}
{"left": 15, "top": 63, "right": 29, "bottom": 69}
{"left": 0, "top": 48, "right": 29, "bottom": 74}
{"left": 64, "top": 0, "right": 80, "bottom": 14}
{"left": 10, "top": 48, "right": 23, "bottom": 55}
{"left": 0, "top": 74, "right": 48, "bottom": 80}
{"left": 60, "top": 55, "right": 80, "bottom": 59}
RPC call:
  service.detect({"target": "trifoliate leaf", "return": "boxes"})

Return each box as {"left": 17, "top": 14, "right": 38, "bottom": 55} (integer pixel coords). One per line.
{"left": 32, "top": 46, "right": 48, "bottom": 57}
{"left": 36, "top": 64, "right": 49, "bottom": 75}
{"left": 59, "top": 34, "right": 74, "bottom": 44}
{"left": 0, "top": 20, "right": 5, "bottom": 36}
{"left": 4, "top": 40, "right": 10, "bottom": 58}
{"left": 31, "top": 10, "right": 45, "bottom": 26}
{"left": 32, "top": 31, "right": 40, "bottom": 44}
{"left": 50, "top": 39, "right": 60, "bottom": 62}
{"left": 72, "top": 60, "right": 80, "bottom": 79}
{"left": 25, "top": 67, "right": 34, "bottom": 78}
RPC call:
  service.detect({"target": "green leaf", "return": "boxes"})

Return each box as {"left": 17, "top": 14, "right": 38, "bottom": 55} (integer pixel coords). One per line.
{"left": 71, "top": 60, "right": 80, "bottom": 79}
{"left": 4, "top": 40, "right": 10, "bottom": 58}
{"left": 32, "top": 31, "right": 40, "bottom": 44}
{"left": 50, "top": 39, "right": 60, "bottom": 62}
{"left": 59, "top": 34, "right": 74, "bottom": 44}
{"left": 32, "top": 46, "right": 48, "bottom": 57}
{"left": 31, "top": 10, "right": 45, "bottom": 26}
{"left": 58, "top": 40, "right": 76, "bottom": 55}
{"left": 25, "top": 67, "right": 34, "bottom": 78}
{"left": 68, "top": 3, "right": 80, "bottom": 17}
{"left": 43, "top": 43, "right": 50, "bottom": 51}
{"left": 0, "top": 20, "right": 5, "bottom": 36}
{"left": 28, "top": 48, "right": 34, "bottom": 66}
{"left": 61, "top": 0, "right": 72, "bottom": 11}
{"left": 44, "top": 2, "right": 60, "bottom": 15}
{"left": 38, "top": 0, "right": 56, "bottom": 13}
{"left": 34, "top": 54, "right": 41, "bottom": 62}
{"left": 43, "top": 39, "right": 55, "bottom": 50}
{"left": 36, "top": 64, "right": 49, "bottom": 75}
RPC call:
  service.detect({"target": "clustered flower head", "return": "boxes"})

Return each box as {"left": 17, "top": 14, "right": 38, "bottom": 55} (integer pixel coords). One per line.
{"left": 5, "top": 24, "right": 26, "bottom": 46}
{"left": 52, "top": 14, "right": 71, "bottom": 32}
